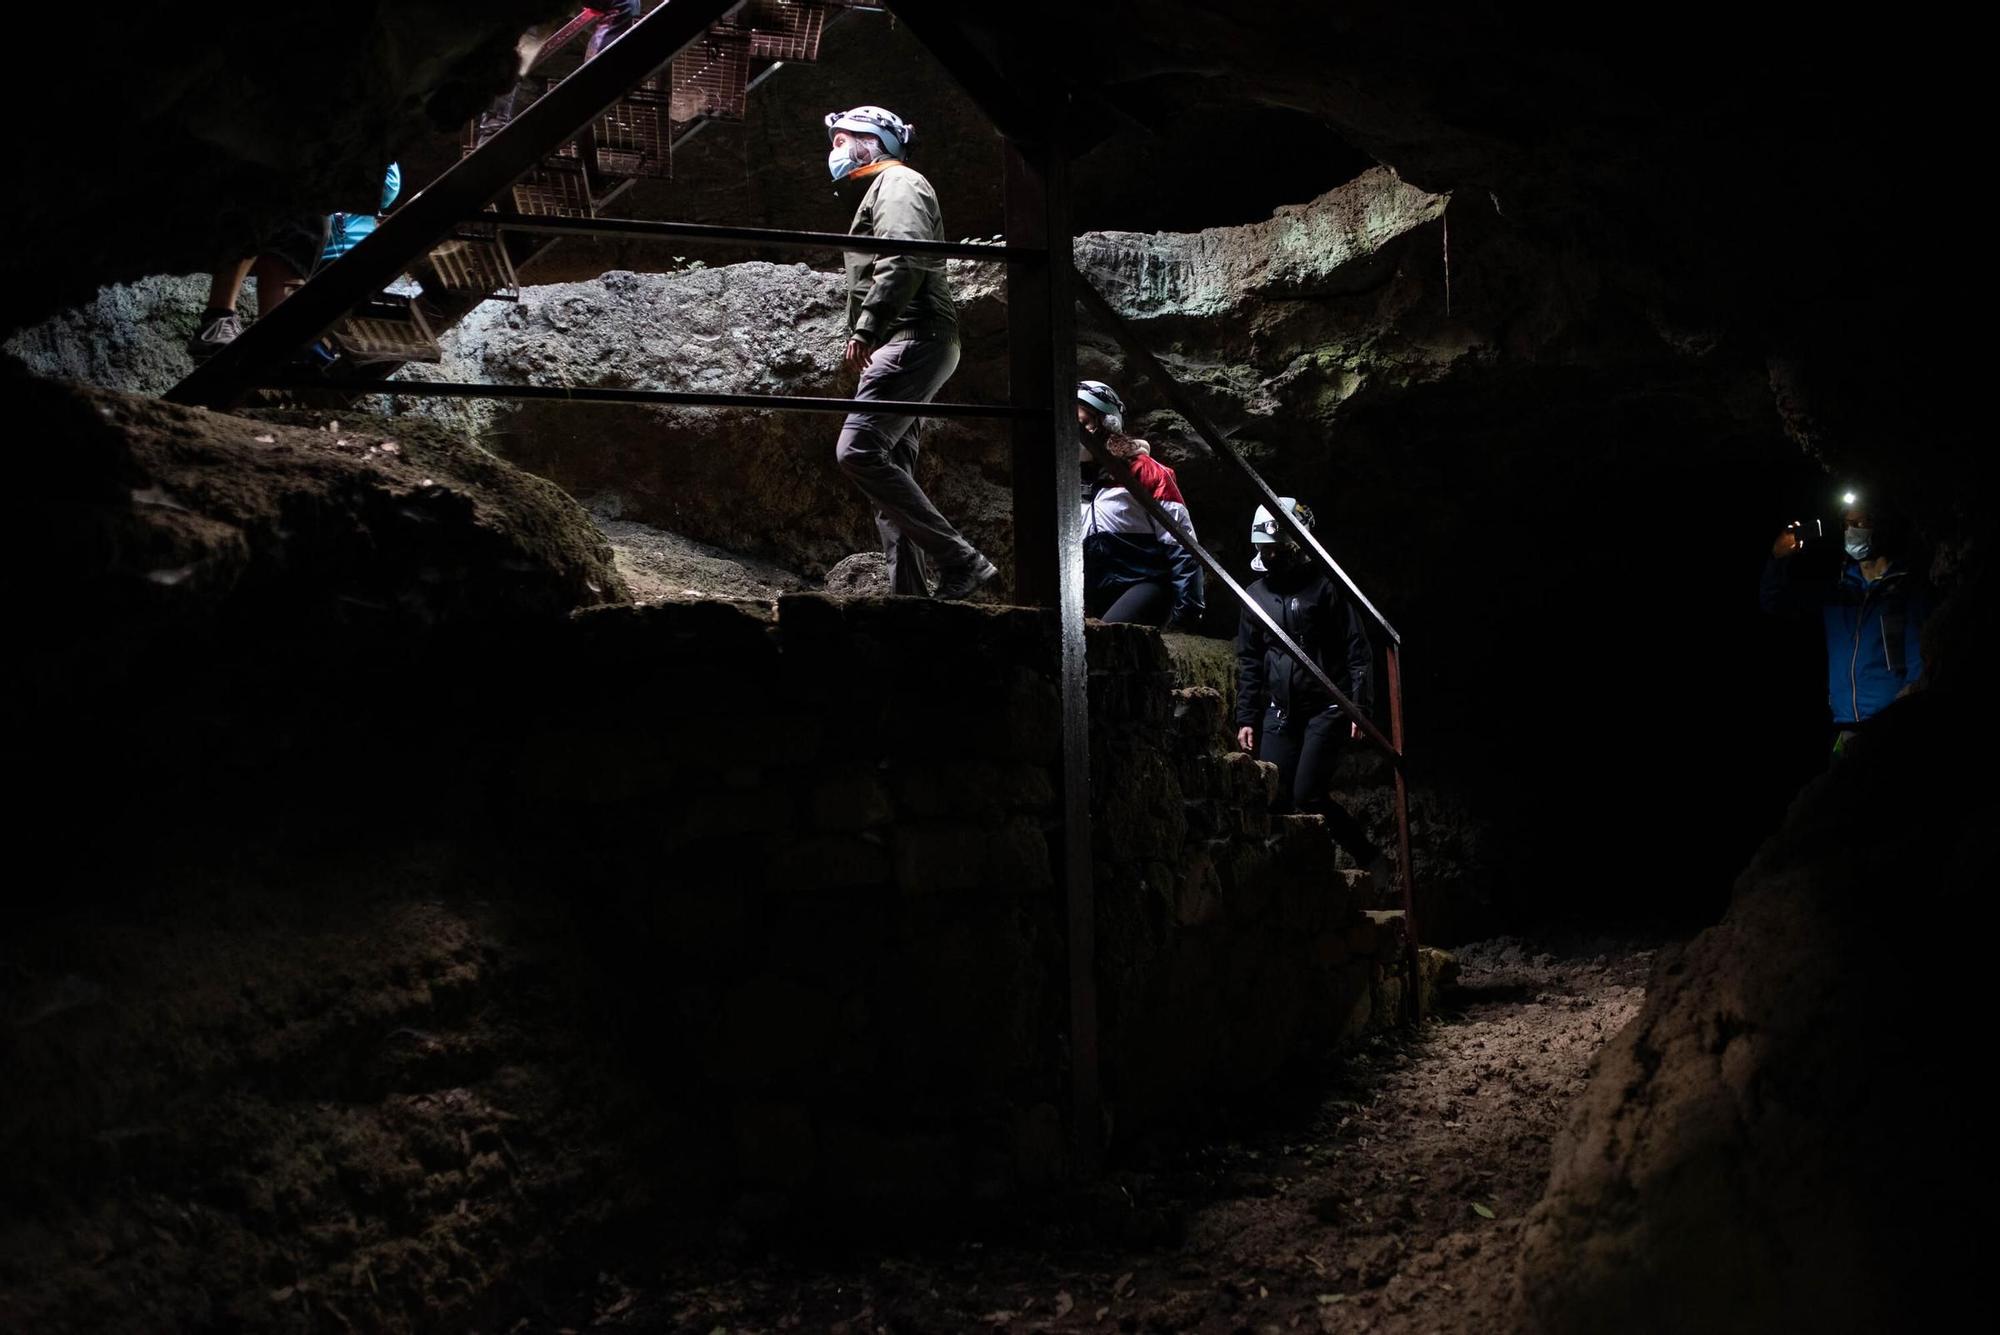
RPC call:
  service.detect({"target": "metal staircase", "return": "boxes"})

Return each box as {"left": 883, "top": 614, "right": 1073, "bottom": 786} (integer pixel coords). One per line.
{"left": 191, "top": 2, "right": 863, "bottom": 387}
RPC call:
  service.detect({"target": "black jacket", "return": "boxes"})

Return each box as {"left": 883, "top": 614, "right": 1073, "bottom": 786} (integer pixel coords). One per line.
{"left": 1234, "top": 567, "right": 1374, "bottom": 730}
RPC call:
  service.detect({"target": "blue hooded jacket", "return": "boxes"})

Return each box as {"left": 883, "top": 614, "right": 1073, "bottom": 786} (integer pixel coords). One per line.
{"left": 1761, "top": 555, "right": 1926, "bottom": 725}
{"left": 321, "top": 163, "right": 402, "bottom": 265}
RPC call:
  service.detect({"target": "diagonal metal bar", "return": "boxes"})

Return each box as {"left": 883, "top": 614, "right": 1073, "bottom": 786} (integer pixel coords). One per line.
{"left": 1076, "top": 280, "right": 1403, "bottom": 645}
{"left": 1085, "top": 442, "right": 1403, "bottom": 765}
{"left": 259, "top": 377, "right": 1043, "bottom": 418}
{"left": 166, "top": 0, "right": 746, "bottom": 409}
{"left": 482, "top": 212, "right": 1040, "bottom": 261}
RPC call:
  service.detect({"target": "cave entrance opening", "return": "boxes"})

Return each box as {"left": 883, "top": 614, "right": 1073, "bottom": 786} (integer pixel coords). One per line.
{"left": 158, "top": 0, "right": 1421, "bottom": 1177}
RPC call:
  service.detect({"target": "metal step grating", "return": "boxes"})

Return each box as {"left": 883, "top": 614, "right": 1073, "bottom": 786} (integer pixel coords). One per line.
{"left": 426, "top": 230, "right": 521, "bottom": 301}
{"left": 669, "top": 23, "right": 751, "bottom": 125}
{"left": 739, "top": 0, "right": 829, "bottom": 61}
{"left": 510, "top": 159, "right": 596, "bottom": 217}
{"left": 592, "top": 80, "right": 672, "bottom": 179}
{"left": 335, "top": 296, "right": 440, "bottom": 364}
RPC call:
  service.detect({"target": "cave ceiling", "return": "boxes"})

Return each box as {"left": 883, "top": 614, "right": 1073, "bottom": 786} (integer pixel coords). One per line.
{"left": 9, "top": 1, "right": 1981, "bottom": 521}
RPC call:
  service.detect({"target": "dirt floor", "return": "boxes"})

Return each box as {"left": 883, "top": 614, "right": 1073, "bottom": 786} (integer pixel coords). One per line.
{"left": 515, "top": 935, "right": 1655, "bottom": 1335}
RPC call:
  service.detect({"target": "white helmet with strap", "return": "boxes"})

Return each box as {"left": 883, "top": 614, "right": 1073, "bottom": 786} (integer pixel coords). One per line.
{"left": 1249, "top": 497, "right": 1314, "bottom": 572}
{"left": 1076, "top": 380, "right": 1125, "bottom": 432}
{"left": 824, "top": 105, "right": 913, "bottom": 158}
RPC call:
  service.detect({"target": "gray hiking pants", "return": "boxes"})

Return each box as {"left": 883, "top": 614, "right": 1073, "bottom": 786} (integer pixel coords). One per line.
{"left": 834, "top": 334, "right": 973, "bottom": 596}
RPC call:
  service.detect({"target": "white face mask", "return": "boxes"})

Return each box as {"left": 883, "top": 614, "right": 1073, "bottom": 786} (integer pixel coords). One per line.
{"left": 1844, "top": 526, "right": 1873, "bottom": 560}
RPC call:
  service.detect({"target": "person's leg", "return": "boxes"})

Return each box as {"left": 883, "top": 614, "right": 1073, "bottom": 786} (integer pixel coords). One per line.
{"left": 1255, "top": 706, "right": 1304, "bottom": 814}
{"left": 252, "top": 254, "right": 305, "bottom": 315}
{"left": 584, "top": 0, "right": 639, "bottom": 59}
{"left": 877, "top": 427, "right": 933, "bottom": 595}
{"left": 1293, "top": 710, "right": 1387, "bottom": 869}
{"left": 1100, "top": 580, "right": 1173, "bottom": 626}
{"left": 835, "top": 337, "right": 984, "bottom": 582}
{"left": 205, "top": 259, "right": 254, "bottom": 315}
{"left": 188, "top": 258, "right": 257, "bottom": 358}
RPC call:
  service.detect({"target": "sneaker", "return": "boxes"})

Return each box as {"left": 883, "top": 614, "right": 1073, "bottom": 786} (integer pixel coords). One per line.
{"left": 186, "top": 311, "right": 243, "bottom": 360}
{"left": 934, "top": 553, "right": 999, "bottom": 600}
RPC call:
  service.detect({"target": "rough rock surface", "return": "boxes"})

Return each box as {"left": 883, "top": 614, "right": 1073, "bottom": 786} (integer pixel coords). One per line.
{"left": 596, "top": 514, "right": 808, "bottom": 603}
{"left": 1513, "top": 688, "right": 1986, "bottom": 1332}
{"left": 0, "top": 855, "right": 642, "bottom": 1334}
{"left": 386, "top": 259, "right": 1016, "bottom": 585}
{"left": 5, "top": 275, "right": 217, "bottom": 399}
{"left": 819, "top": 551, "right": 891, "bottom": 596}
{"left": 19, "top": 365, "right": 626, "bottom": 631}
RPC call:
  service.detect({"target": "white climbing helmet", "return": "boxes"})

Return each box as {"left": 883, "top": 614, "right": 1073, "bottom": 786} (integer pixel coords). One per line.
{"left": 1249, "top": 497, "right": 1314, "bottom": 572}
{"left": 1076, "top": 380, "right": 1125, "bottom": 432}
{"left": 824, "top": 105, "right": 913, "bottom": 158}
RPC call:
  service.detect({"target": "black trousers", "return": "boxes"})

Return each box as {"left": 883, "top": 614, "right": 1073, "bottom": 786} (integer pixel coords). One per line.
{"left": 1087, "top": 579, "right": 1173, "bottom": 626}
{"left": 1257, "top": 705, "right": 1383, "bottom": 865}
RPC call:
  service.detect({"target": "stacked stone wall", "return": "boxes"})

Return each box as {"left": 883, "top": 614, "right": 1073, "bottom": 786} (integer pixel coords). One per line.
{"left": 509, "top": 599, "right": 1425, "bottom": 1200}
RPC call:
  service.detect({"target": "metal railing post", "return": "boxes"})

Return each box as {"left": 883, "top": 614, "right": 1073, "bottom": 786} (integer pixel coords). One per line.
{"left": 1003, "top": 125, "right": 1097, "bottom": 1176}
{"left": 1387, "top": 642, "right": 1422, "bottom": 1019}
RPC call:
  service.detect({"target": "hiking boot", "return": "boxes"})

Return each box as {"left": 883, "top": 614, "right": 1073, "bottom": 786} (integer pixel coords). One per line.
{"left": 186, "top": 311, "right": 243, "bottom": 360}
{"left": 934, "top": 553, "right": 999, "bottom": 600}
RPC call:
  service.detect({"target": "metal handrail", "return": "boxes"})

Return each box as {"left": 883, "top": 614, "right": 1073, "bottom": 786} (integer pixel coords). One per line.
{"left": 1082, "top": 445, "right": 1399, "bottom": 762}
{"left": 1077, "top": 281, "right": 1401, "bottom": 645}
{"left": 482, "top": 212, "right": 1036, "bottom": 262}
{"left": 263, "top": 378, "right": 1043, "bottom": 418}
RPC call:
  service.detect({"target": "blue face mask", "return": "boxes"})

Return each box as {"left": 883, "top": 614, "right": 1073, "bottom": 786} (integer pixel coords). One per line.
{"left": 1844, "top": 526, "right": 1873, "bottom": 560}
{"left": 827, "top": 143, "right": 871, "bottom": 182}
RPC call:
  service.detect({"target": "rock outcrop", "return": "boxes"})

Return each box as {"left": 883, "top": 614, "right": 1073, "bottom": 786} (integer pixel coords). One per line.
{"left": 20, "top": 366, "right": 626, "bottom": 634}
{"left": 1513, "top": 683, "right": 1987, "bottom": 1332}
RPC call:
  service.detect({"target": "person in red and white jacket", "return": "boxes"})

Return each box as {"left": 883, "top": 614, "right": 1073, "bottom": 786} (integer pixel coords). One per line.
{"left": 1077, "top": 381, "right": 1205, "bottom": 628}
